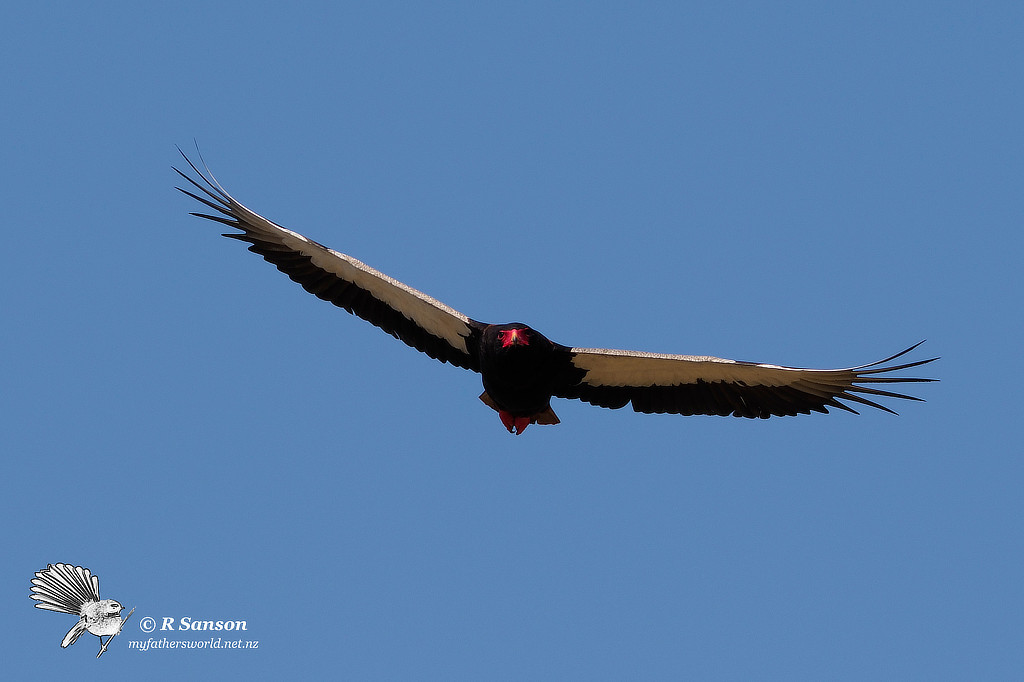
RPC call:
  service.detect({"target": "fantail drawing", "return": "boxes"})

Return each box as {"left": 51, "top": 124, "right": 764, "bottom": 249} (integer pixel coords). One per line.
{"left": 30, "top": 563, "right": 132, "bottom": 657}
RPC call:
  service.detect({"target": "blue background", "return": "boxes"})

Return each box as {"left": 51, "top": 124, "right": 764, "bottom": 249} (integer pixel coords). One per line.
{"left": 4, "top": 1, "right": 1021, "bottom": 679}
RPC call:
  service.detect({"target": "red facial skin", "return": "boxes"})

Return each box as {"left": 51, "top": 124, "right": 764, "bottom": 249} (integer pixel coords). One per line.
{"left": 497, "top": 328, "right": 529, "bottom": 348}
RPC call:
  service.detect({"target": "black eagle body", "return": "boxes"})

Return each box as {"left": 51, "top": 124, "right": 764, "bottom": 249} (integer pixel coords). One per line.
{"left": 175, "top": 151, "right": 936, "bottom": 434}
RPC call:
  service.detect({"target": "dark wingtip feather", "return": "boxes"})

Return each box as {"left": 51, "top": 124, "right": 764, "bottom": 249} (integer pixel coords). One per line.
{"left": 839, "top": 391, "right": 899, "bottom": 415}
{"left": 174, "top": 142, "right": 232, "bottom": 205}
{"left": 854, "top": 341, "right": 939, "bottom": 373}
{"left": 838, "top": 341, "right": 938, "bottom": 414}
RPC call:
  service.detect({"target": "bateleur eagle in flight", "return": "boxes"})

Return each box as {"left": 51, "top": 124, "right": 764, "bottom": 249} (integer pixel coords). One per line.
{"left": 175, "top": 151, "right": 936, "bottom": 435}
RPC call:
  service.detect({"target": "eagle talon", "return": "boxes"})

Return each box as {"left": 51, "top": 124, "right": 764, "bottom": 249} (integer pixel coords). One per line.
{"left": 498, "top": 410, "right": 531, "bottom": 435}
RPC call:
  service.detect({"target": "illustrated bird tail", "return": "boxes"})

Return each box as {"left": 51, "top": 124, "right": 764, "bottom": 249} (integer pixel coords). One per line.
{"left": 30, "top": 563, "right": 101, "bottom": 616}
{"left": 61, "top": 618, "right": 89, "bottom": 648}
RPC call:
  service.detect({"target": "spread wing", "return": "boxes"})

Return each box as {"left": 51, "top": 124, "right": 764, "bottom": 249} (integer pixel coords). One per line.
{"left": 175, "top": 151, "right": 485, "bottom": 371}
{"left": 554, "top": 342, "right": 937, "bottom": 418}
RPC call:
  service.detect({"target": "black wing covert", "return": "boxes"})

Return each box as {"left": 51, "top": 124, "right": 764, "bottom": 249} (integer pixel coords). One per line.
{"left": 175, "top": 151, "right": 485, "bottom": 371}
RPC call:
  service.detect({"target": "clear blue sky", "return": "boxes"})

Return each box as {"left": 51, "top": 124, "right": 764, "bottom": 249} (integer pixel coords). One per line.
{"left": 4, "top": 1, "right": 1021, "bottom": 679}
